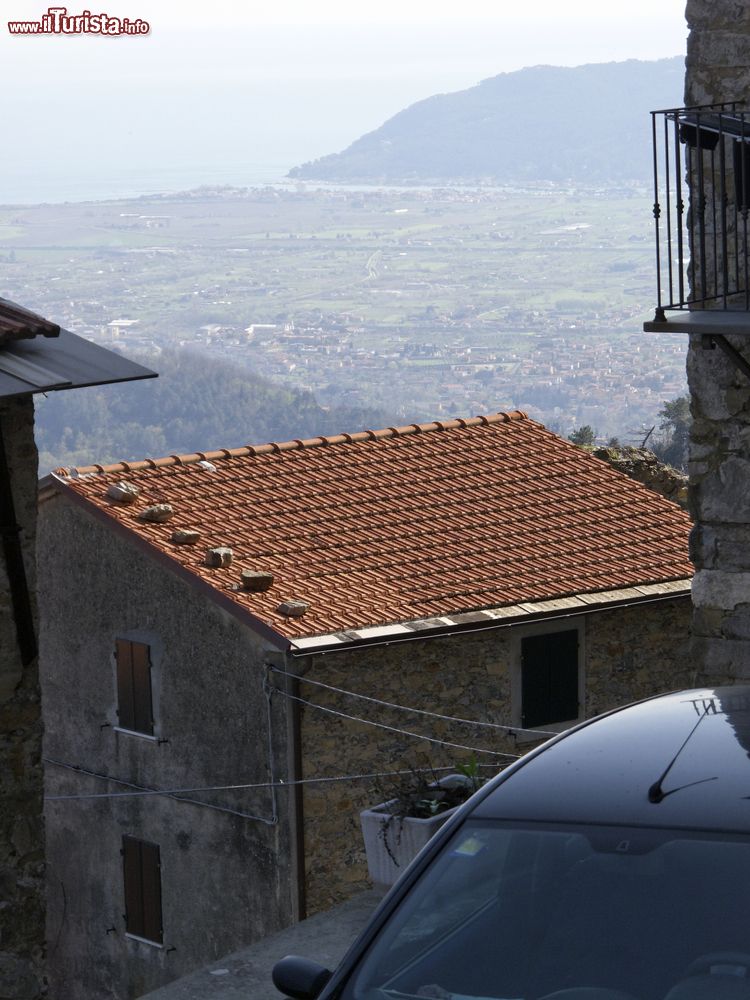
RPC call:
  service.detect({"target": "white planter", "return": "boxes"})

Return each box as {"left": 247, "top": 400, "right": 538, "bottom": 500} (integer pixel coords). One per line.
{"left": 360, "top": 801, "right": 457, "bottom": 888}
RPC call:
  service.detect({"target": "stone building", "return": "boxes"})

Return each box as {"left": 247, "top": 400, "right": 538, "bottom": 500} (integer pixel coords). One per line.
{"left": 685, "top": 4, "right": 750, "bottom": 673}
{"left": 0, "top": 298, "right": 154, "bottom": 1000}
{"left": 643, "top": 1, "right": 750, "bottom": 674}
{"left": 39, "top": 410, "right": 696, "bottom": 999}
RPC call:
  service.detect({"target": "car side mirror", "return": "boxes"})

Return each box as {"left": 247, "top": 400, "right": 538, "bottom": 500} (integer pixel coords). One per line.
{"left": 272, "top": 955, "right": 333, "bottom": 1000}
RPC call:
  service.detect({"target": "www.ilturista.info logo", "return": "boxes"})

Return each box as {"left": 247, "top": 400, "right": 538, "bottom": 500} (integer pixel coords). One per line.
{"left": 8, "top": 7, "right": 149, "bottom": 34}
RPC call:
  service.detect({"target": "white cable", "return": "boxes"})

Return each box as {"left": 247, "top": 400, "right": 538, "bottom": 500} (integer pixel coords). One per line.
{"left": 262, "top": 674, "right": 279, "bottom": 823}
{"left": 45, "top": 758, "right": 278, "bottom": 821}
{"left": 279, "top": 690, "right": 519, "bottom": 759}
{"left": 269, "top": 666, "right": 558, "bottom": 738}
{"left": 44, "top": 762, "right": 507, "bottom": 803}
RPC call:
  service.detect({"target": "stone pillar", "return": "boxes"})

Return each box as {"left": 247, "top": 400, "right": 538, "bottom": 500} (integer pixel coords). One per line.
{"left": 685, "top": 0, "right": 750, "bottom": 677}
{"left": 0, "top": 397, "right": 46, "bottom": 999}
{"left": 685, "top": 0, "right": 750, "bottom": 107}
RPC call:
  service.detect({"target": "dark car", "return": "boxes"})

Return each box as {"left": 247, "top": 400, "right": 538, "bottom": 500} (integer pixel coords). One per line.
{"left": 274, "top": 687, "right": 750, "bottom": 1000}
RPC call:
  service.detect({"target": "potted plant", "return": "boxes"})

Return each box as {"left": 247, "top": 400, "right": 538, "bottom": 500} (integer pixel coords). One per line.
{"left": 360, "top": 759, "right": 485, "bottom": 888}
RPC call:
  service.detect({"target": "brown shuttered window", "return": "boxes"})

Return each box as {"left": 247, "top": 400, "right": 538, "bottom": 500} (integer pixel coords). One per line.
{"left": 116, "top": 639, "right": 154, "bottom": 735}
{"left": 122, "top": 836, "right": 163, "bottom": 943}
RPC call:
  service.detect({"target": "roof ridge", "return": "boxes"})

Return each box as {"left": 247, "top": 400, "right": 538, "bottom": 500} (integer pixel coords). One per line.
{"left": 53, "top": 410, "right": 530, "bottom": 477}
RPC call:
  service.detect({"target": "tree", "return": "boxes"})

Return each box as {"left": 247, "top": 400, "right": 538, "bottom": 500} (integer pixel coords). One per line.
{"left": 569, "top": 425, "right": 596, "bottom": 447}
{"left": 652, "top": 395, "right": 690, "bottom": 471}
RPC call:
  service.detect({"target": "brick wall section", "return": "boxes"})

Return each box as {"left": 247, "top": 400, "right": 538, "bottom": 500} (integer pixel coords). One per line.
{"left": 298, "top": 597, "right": 695, "bottom": 913}
{"left": 0, "top": 397, "right": 45, "bottom": 1000}
{"left": 684, "top": 0, "right": 750, "bottom": 675}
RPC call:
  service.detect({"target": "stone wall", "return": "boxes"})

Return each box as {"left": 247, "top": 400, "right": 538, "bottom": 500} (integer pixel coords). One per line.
{"left": 592, "top": 447, "right": 688, "bottom": 509}
{"left": 685, "top": 0, "right": 750, "bottom": 107}
{"left": 0, "top": 398, "right": 46, "bottom": 1000}
{"left": 298, "top": 596, "right": 693, "bottom": 913}
{"left": 685, "top": 0, "right": 750, "bottom": 675}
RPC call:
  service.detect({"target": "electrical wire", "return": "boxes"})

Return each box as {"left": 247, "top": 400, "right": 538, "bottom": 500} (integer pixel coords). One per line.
{"left": 43, "top": 762, "right": 506, "bottom": 803}
{"left": 45, "top": 665, "right": 528, "bottom": 806}
{"left": 276, "top": 689, "right": 520, "bottom": 758}
{"left": 262, "top": 673, "right": 279, "bottom": 823}
{"left": 45, "top": 677, "right": 283, "bottom": 821}
{"left": 268, "top": 665, "right": 559, "bottom": 738}
{"left": 45, "top": 758, "right": 279, "bottom": 820}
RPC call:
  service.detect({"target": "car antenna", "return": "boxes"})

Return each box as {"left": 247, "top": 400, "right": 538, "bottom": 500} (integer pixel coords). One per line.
{"left": 648, "top": 704, "right": 718, "bottom": 804}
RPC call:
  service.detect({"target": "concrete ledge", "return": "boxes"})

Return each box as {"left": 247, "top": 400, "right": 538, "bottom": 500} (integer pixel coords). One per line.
{"left": 138, "top": 890, "right": 384, "bottom": 1000}
{"left": 644, "top": 311, "right": 750, "bottom": 334}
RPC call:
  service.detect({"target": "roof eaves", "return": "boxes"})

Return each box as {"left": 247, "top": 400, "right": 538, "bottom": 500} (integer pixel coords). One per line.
{"left": 288, "top": 579, "right": 693, "bottom": 655}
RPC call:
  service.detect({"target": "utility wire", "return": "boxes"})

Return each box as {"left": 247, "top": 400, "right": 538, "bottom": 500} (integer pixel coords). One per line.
{"left": 44, "top": 763, "right": 506, "bottom": 803}
{"left": 45, "top": 672, "right": 525, "bottom": 806}
{"left": 46, "top": 679, "right": 283, "bottom": 821}
{"left": 269, "top": 666, "right": 558, "bottom": 738}
{"left": 45, "top": 758, "right": 279, "bottom": 820}
{"left": 276, "top": 689, "right": 520, "bottom": 759}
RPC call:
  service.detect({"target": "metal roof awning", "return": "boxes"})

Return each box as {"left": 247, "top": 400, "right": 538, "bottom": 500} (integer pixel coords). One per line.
{"left": 0, "top": 298, "right": 157, "bottom": 399}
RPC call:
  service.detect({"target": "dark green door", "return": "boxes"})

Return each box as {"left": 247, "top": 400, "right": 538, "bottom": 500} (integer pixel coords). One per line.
{"left": 521, "top": 629, "right": 579, "bottom": 728}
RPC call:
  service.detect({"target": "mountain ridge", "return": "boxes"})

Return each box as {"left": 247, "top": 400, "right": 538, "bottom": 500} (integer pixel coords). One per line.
{"left": 290, "top": 57, "right": 684, "bottom": 185}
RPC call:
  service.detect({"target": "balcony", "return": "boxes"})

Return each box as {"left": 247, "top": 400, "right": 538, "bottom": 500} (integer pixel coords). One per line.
{"left": 644, "top": 103, "right": 750, "bottom": 349}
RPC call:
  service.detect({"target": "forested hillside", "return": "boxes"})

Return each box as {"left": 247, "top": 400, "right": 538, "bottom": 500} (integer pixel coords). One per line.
{"left": 291, "top": 57, "right": 683, "bottom": 184}
{"left": 35, "top": 349, "right": 389, "bottom": 473}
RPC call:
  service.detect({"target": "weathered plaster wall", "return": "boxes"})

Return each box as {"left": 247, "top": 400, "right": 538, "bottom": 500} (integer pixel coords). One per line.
{"left": 298, "top": 596, "right": 693, "bottom": 913}
{"left": 38, "top": 494, "right": 296, "bottom": 1000}
{"left": 685, "top": 0, "right": 750, "bottom": 675}
{"left": 0, "top": 398, "right": 46, "bottom": 1000}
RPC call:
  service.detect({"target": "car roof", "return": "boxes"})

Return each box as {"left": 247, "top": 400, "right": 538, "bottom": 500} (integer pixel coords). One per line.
{"left": 473, "top": 687, "right": 750, "bottom": 833}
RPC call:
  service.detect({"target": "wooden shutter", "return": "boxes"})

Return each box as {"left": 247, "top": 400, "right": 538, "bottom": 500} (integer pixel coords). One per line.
{"left": 116, "top": 640, "right": 136, "bottom": 731}
{"left": 521, "top": 630, "right": 579, "bottom": 728}
{"left": 140, "top": 841, "right": 163, "bottom": 944}
{"left": 122, "top": 836, "right": 163, "bottom": 944}
{"left": 122, "top": 835, "right": 144, "bottom": 937}
{"left": 115, "top": 640, "right": 153, "bottom": 735}
{"left": 131, "top": 642, "right": 154, "bottom": 735}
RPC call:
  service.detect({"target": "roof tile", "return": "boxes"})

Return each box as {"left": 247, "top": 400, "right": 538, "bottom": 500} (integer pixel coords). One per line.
{"left": 54, "top": 412, "right": 693, "bottom": 640}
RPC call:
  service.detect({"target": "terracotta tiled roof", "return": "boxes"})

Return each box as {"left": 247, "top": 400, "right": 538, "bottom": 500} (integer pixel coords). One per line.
{"left": 51, "top": 412, "right": 693, "bottom": 641}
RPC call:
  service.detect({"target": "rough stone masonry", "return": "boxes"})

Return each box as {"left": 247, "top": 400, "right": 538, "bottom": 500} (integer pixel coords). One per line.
{"left": 0, "top": 398, "right": 46, "bottom": 1000}
{"left": 684, "top": 0, "right": 750, "bottom": 676}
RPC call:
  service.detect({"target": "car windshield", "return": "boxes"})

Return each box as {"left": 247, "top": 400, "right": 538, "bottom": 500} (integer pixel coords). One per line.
{"left": 341, "top": 819, "right": 750, "bottom": 1000}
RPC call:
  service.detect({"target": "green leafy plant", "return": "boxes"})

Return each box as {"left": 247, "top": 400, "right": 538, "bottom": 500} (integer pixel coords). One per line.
{"left": 372, "top": 759, "right": 486, "bottom": 867}
{"left": 454, "top": 753, "right": 484, "bottom": 792}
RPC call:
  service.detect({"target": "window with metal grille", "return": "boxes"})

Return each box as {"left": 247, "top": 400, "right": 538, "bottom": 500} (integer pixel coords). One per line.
{"left": 122, "top": 836, "right": 163, "bottom": 944}
{"left": 116, "top": 639, "right": 154, "bottom": 735}
{"left": 521, "top": 629, "right": 579, "bottom": 728}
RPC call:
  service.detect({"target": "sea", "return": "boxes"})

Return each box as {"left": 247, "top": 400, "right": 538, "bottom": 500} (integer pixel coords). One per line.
{"left": 0, "top": 160, "right": 299, "bottom": 207}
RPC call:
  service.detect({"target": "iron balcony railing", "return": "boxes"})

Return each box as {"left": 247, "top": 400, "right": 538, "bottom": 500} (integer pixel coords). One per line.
{"left": 650, "top": 102, "right": 750, "bottom": 321}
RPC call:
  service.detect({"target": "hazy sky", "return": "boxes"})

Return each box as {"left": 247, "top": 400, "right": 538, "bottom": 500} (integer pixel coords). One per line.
{"left": 1, "top": 0, "right": 689, "bottom": 201}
